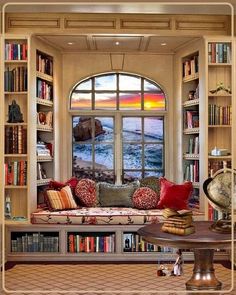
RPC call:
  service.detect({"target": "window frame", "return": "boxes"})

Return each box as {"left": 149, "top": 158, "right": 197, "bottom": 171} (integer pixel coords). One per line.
{"left": 69, "top": 72, "right": 167, "bottom": 183}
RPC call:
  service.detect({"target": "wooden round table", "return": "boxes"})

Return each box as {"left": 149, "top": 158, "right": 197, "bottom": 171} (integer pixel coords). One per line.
{"left": 137, "top": 221, "right": 234, "bottom": 291}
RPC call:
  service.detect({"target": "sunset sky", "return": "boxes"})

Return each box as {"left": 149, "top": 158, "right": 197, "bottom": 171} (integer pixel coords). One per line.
{"left": 71, "top": 74, "right": 166, "bottom": 110}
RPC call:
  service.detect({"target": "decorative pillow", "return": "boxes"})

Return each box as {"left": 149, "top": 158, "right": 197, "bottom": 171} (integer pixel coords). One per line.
{"left": 140, "top": 176, "right": 161, "bottom": 196}
{"left": 99, "top": 182, "right": 139, "bottom": 207}
{"left": 46, "top": 185, "right": 77, "bottom": 210}
{"left": 157, "top": 177, "right": 193, "bottom": 210}
{"left": 132, "top": 187, "right": 159, "bottom": 210}
{"left": 49, "top": 177, "right": 79, "bottom": 192}
{"left": 75, "top": 179, "right": 97, "bottom": 207}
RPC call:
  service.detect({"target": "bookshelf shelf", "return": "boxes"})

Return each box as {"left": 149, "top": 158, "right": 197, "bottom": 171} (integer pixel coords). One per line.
{"left": 5, "top": 185, "right": 28, "bottom": 189}
{"left": 36, "top": 71, "right": 53, "bottom": 82}
{"left": 37, "top": 178, "right": 52, "bottom": 186}
{"left": 4, "top": 154, "right": 28, "bottom": 157}
{"left": 208, "top": 125, "right": 231, "bottom": 128}
{"left": 183, "top": 73, "right": 199, "bottom": 83}
{"left": 183, "top": 154, "right": 199, "bottom": 160}
{"left": 183, "top": 99, "right": 199, "bottom": 107}
{"left": 208, "top": 155, "right": 231, "bottom": 159}
{"left": 5, "top": 60, "right": 27, "bottom": 64}
{"left": 183, "top": 128, "right": 199, "bottom": 134}
{"left": 36, "top": 98, "right": 53, "bottom": 107}
{"left": 37, "top": 156, "right": 53, "bottom": 162}
{"left": 208, "top": 94, "right": 231, "bottom": 97}
{"left": 4, "top": 92, "right": 27, "bottom": 95}
{"left": 192, "top": 182, "right": 200, "bottom": 188}
{"left": 37, "top": 125, "right": 53, "bottom": 132}
{"left": 5, "top": 122, "right": 27, "bottom": 126}
{"left": 208, "top": 63, "right": 231, "bottom": 66}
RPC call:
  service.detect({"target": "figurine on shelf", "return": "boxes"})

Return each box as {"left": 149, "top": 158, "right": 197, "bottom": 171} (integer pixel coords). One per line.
{"left": 8, "top": 100, "right": 24, "bottom": 123}
{"left": 209, "top": 82, "right": 231, "bottom": 94}
{"left": 188, "top": 90, "right": 195, "bottom": 100}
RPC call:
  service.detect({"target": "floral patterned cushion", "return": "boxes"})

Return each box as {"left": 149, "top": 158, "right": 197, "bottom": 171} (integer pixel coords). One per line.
{"left": 132, "top": 187, "right": 158, "bottom": 209}
{"left": 75, "top": 179, "right": 97, "bottom": 207}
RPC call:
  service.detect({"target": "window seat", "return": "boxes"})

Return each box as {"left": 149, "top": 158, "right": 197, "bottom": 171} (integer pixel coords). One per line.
{"left": 31, "top": 207, "right": 203, "bottom": 225}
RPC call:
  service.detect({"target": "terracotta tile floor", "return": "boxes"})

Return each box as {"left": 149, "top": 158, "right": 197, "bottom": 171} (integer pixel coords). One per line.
{"left": 0, "top": 262, "right": 235, "bottom": 295}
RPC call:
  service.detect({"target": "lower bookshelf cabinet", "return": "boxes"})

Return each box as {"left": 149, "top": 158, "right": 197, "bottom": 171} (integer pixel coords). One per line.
{"left": 6, "top": 225, "right": 229, "bottom": 262}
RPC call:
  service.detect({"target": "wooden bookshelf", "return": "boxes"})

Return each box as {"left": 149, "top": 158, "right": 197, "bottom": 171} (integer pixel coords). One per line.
{"left": 206, "top": 39, "right": 233, "bottom": 220}
{"left": 3, "top": 36, "right": 29, "bottom": 223}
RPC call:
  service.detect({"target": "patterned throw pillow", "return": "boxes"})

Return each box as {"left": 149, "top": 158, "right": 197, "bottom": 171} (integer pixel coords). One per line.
{"left": 139, "top": 176, "right": 161, "bottom": 196}
{"left": 157, "top": 177, "right": 193, "bottom": 210}
{"left": 99, "top": 182, "right": 139, "bottom": 207}
{"left": 132, "top": 187, "right": 159, "bottom": 210}
{"left": 75, "top": 179, "right": 97, "bottom": 207}
{"left": 46, "top": 185, "right": 77, "bottom": 210}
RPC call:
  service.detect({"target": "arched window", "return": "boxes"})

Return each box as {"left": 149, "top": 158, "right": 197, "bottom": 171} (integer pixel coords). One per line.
{"left": 70, "top": 73, "right": 166, "bottom": 183}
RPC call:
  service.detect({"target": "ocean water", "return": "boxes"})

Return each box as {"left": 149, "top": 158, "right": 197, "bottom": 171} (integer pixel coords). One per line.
{"left": 73, "top": 117, "right": 164, "bottom": 174}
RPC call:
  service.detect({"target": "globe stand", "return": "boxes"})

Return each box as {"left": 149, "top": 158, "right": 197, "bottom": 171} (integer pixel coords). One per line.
{"left": 210, "top": 219, "right": 231, "bottom": 234}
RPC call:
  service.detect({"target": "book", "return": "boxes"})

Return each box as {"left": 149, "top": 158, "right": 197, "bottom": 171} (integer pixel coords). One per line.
{"left": 161, "top": 224, "right": 195, "bottom": 236}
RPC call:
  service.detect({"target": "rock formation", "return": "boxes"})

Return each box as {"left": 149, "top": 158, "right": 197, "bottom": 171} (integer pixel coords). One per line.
{"left": 73, "top": 117, "right": 105, "bottom": 141}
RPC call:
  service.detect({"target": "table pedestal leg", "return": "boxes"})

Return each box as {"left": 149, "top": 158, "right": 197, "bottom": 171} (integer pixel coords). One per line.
{"left": 186, "top": 249, "right": 222, "bottom": 290}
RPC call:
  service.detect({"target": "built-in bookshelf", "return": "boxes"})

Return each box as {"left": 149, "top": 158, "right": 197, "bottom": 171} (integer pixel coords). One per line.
{"left": 123, "top": 232, "right": 172, "bottom": 253}
{"left": 11, "top": 231, "right": 59, "bottom": 253}
{"left": 206, "top": 40, "right": 233, "bottom": 220}
{"left": 36, "top": 50, "right": 54, "bottom": 203}
{"left": 3, "top": 37, "right": 29, "bottom": 222}
{"left": 68, "top": 232, "right": 115, "bottom": 253}
{"left": 182, "top": 51, "right": 200, "bottom": 210}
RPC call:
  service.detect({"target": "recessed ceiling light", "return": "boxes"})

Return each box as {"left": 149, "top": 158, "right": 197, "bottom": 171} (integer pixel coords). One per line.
{"left": 68, "top": 42, "right": 74, "bottom": 45}
{"left": 115, "top": 41, "right": 120, "bottom": 46}
{"left": 161, "top": 43, "right": 167, "bottom": 46}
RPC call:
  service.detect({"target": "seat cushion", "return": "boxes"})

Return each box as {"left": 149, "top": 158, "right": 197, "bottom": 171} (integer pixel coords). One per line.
{"left": 31, "top": 207, "right": 163, "bottom": 225}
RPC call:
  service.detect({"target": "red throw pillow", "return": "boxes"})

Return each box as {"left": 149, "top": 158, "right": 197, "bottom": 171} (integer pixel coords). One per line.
{"left": 132, "top": 187, "right": 159, "bottom": 210}
{"left": 65, "top": 177, "right": 79, "bottom": 193}
{"left": 75, "top": 179, "right": 97, "bottom": 207}
{"left": 49, "top": 177, "right": 79, "bottom": 191}
{"left": 157, "top": 177, "right": 193, "bottom": 210}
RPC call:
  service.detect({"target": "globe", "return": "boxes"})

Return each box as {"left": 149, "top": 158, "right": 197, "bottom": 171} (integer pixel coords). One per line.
{"left": 203, "top": 168, "right": 234, "bottom": 234}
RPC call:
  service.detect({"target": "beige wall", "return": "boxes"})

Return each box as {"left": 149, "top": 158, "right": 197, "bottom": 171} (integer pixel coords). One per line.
{"left": 61, "top": 52, "right": 174, "bottom": 181}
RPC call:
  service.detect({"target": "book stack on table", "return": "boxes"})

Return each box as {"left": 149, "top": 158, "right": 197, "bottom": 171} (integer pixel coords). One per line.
{"left": 161, "top": 208, "right": 195, "bottom": 236}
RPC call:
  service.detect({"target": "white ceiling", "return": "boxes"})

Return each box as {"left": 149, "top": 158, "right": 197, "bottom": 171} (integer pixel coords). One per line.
{"left": 38, "top": 35, "right": 198, "bottom": 53}
{"left": 1, "top": 1, "right": 234, "bottom": 15}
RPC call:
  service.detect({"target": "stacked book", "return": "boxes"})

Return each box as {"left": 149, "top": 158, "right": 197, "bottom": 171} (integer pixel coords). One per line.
{"left": 161, "top": 208, "right": 195, "bottom": 236}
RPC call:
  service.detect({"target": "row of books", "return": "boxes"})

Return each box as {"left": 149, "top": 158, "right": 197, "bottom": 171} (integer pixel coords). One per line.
{"left": 184, "top": 160, "right": 199, "bottom": 182}
{"left": 11, "top": 233, "right": 59, "bottom": 252}
{"left": 37, "top": 53, "right": 53, "bottom": 76}
{"left": 186, "top": 136, "right": 199, "bottom": 154}
{"left": 37, "top": 163, "right": 48, "bottom": 180}
{"left": 184, "top": 110, "right": 199, "bottom": 129}
{"left": 5, "top": 161, "right": 27, "bottom": 186}
{"left": 123, "top": 233, "right": 173, "bottom": 253}
{"left": 4, "top": 67, "right": 27, "bottom": 92}
{"left": 208, "top": 104, "right": 232, "bottom": 125}
{"left": 5, "top": 126, "right": 27, "bottom": 154}
{"left": 68, "top": 234, "right": 115, "bottom": 253}
{"left": 208, "top": 160, "right": 231, "bottom": 176}
{"left": 5, "top": 43, "right": 28, "bottom": 60}
{"left": 208, "top": 204, "right": 223, "bottom": 221}
{"left": 183, "top": 55, "right": 198, "bottom": 78}
{"left": 188, "top": 190, "right": 200, "bottom": 210}
{"left": 208, "top": 43, "right": 231, "bottom": 64}
{"left": 36, "top": 78, "right": 53, "bottom": 100}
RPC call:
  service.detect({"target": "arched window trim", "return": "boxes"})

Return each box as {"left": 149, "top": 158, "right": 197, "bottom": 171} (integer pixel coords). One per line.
{"left": 69, "top": 71, "right": 167, "bottom": 112}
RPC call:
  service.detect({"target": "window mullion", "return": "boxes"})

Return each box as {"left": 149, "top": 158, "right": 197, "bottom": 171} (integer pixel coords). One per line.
{"left": 115, "top": 113, "right": 122, "bottom": 184}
